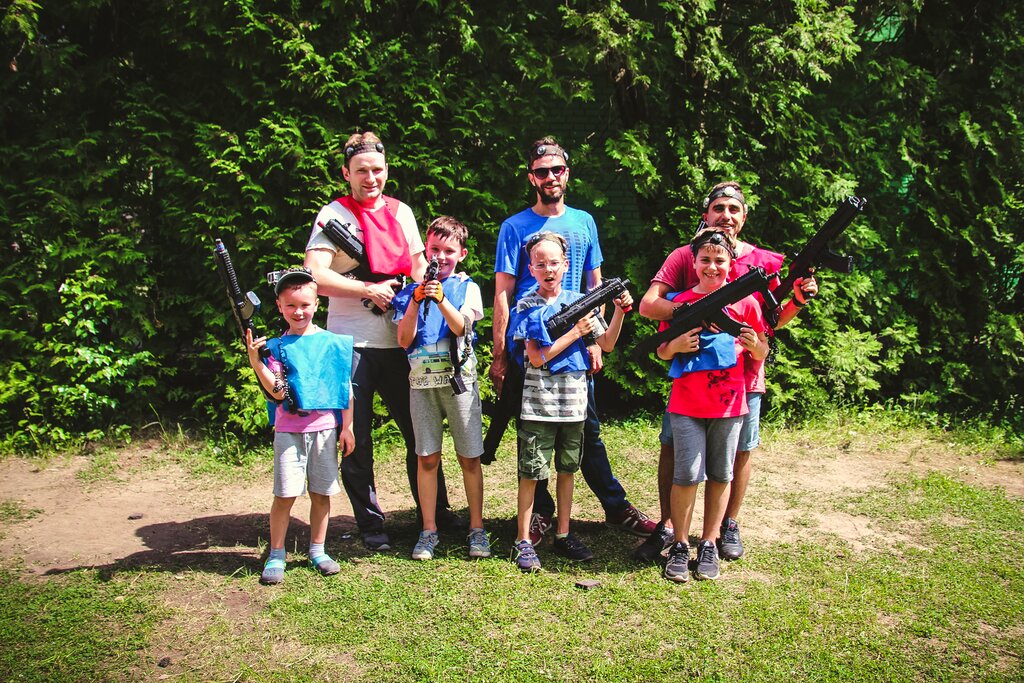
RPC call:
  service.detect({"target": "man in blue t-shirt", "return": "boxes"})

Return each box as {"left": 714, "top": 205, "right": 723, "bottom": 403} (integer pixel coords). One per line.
{"left": 489, "top": 136, "right": 656, "bottom": 550}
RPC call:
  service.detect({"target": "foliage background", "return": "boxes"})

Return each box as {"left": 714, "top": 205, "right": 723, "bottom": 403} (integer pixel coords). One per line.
{"left": 1, "top": 0, "right": 1021, "bottom": 448}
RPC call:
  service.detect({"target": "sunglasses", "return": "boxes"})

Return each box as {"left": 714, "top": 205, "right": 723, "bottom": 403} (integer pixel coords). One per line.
{"left": 529, "top": 165, "right": 567, "bottom": 180}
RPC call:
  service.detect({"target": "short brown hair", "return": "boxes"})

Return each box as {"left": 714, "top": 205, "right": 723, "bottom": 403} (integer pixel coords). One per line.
{"left": 427, "top": 215, "right": 469, "bottom": 248}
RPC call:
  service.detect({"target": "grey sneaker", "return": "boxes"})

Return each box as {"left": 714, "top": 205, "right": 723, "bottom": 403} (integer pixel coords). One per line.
{"left": 467, "top": 527, "right": 492, "bottom": 558}
{"left": 694, "top": 539, "right": 720, "bottom": 581}
{"left": 634, "top": 520, "right": 675, "bottom": 563}
{"left": 718, "top": 517, "right": 744, "bottom": 560}
{"left": 513, "top": 540, "right": 541, "bottom": 573}
{"left": 663, "top": 542, "right": 690, "bottom": 583}
{"left": 411, "top": 530, "right": 439, "bottom": 560}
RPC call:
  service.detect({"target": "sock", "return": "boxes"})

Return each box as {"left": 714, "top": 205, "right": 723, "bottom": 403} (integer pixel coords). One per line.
{"left": 309, "top": 542, "right": 330, "bottom": 565}
{"left": 555, "top": 532, "right": 568, "bottom": 539}
{"left": 265, "top": 547, "right": 286, "bottom": 568}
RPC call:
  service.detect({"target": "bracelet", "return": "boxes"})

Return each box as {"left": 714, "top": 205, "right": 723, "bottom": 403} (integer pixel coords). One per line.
{"left": 793, "top": 298, "right": 806, "bottom": 308}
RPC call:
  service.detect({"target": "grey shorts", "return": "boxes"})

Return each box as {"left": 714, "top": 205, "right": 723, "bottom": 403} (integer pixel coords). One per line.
{"left": 517, "top": 419, "right": 584, "bottom": 480}
{"left": 660, "top": 392, "right": 763, "bottom": 452}
{"left": 669, "top": 413, "right": 743, "bottom": 486}
{"left": 409, "top": 383, "right": 484, "bottom": 458}
{"left": 273, "top": 429, "right": 341, "bottom": 498}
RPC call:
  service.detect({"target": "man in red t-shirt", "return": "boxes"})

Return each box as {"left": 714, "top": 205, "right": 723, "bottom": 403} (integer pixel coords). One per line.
{"left": 636, "top": 181, "right": 817, "bottom": 563}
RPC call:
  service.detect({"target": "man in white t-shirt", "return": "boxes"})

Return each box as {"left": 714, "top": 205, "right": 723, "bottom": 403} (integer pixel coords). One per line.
{"left": 304, "top": 131, "right": 455, "bottom": 551}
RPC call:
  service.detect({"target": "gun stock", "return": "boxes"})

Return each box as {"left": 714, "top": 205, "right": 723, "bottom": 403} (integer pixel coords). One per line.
{"left": 769, "top": 196, "right": 865, "bottom": 326}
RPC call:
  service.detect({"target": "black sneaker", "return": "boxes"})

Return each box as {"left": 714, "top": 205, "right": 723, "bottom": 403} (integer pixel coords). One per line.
{"left": 633, "top": 521, "right": 675, "bottom": 563}
{"left": 362, "top": 531, "right": 391, "bottom": 551}
{"left": 694, "top": 539, "right": 720, "bottom": 581}
{"left": 718, "top": 517, "right": 744, "bottom": 560}
{"left": 663, "top": 542, "right": 690, "bottom": 583}
{"left": 552, "top": 532, "right": 594, "bottom": 561}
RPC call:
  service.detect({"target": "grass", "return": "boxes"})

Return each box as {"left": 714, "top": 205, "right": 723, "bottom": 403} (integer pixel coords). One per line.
{"left": 0, "top": 409, "right": 1021, "bottom": 682}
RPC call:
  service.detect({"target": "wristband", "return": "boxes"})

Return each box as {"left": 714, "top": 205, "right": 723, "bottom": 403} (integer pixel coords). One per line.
{"left": 793, "top": 298, "right": 805, "bottom": 308}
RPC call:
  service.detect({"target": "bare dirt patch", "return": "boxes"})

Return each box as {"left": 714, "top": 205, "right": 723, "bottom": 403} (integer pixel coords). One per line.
{"left": 0, "top": 426, "right": 1019, "bottom": 579}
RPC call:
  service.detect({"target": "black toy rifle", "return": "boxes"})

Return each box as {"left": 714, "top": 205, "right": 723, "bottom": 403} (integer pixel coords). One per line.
{"left": 545, "top": 277, "right": 632, "bottom": 338}
{"left": 213, "top": 238, "right": 276, "bottom": 401}
{"left": 317, "top": 218, "right": 406, "bottom": 314}
{"left": 635, "top": 267, "right": 779, "bottom": 354}
{"left": 420, "top": 256, "right": 440, "bottom": 316}
{"left": 768, "top": 196, "right": 866, "bottom": 326}
{"left": 481, "top": 278, "right": 631, "bottom": 464}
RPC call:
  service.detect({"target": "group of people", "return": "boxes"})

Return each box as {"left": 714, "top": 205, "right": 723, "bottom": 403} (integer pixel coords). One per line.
{"left": 243, "top": 131, "right": 816, "bottom": 585}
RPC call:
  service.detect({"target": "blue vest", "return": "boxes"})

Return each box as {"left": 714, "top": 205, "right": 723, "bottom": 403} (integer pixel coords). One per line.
{"left": 512, "top": 290, "right": 589, "bottom": 375}
{"left": 393, "top": 275, "right": 474, "bottom": 350}
{"left": 664, "top": 291, "right": 737, "bottom": 378}
{"left": 265, "top": 330, "right": 353, "bottom": 420}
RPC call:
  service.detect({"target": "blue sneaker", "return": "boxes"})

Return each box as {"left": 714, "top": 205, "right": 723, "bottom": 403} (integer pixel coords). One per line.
{"left": 411, "top": 530, "right": 439, "bottom": 560}
{"left": 513, "top": 540, "right": 541, "bottom": 573}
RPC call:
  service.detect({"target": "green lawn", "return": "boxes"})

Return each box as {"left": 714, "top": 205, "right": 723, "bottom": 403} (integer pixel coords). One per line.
{"left": 1, "top": 412, "right": 1021, "bottom": 682}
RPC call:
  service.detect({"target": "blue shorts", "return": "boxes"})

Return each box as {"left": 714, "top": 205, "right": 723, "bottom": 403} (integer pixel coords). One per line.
{"left": 660, "top": 392, "right": 764, "bottom": 452}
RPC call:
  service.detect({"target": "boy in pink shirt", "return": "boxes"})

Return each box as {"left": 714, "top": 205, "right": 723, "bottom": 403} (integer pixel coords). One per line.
{"left": 246, "top": 269, "right": 355, "bottom": 585}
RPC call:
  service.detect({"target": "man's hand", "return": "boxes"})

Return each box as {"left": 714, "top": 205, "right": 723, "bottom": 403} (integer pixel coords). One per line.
{"left": 588, "top": 344, "right": 604, "bottom": 374}
{"left": 489, "top": 353, "right": 508, "bottom": 397}
{"left": 793, "top": 275, "right": 818, "bottom": 305}
{"left": 365, "top": 278, "right": 400, "bottom": 311}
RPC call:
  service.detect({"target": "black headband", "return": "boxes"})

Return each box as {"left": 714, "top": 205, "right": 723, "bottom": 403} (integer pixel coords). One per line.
{"left": 344, "top": 141, "right": 385, "bottom": 161}
{"left": 690, "top": 230, "right": 737, "bottom": 259}
{"left": 530, "top": 143, "right": 569, "bottom": 164}
{"left": 702, "top": 185, "right": 746, "bottom": 209}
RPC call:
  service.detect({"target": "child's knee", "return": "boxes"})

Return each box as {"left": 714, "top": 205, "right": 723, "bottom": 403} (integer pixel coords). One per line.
{"left": 418, "top": 452, "right": 442, "bottom": 471}
{"left": 457, "top": 454, "right": 482, "bottom": 472}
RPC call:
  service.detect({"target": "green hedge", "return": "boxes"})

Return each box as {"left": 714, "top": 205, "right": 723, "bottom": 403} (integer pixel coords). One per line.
{"left": 1, "top": 0, "right": 1021, "bottom": 449}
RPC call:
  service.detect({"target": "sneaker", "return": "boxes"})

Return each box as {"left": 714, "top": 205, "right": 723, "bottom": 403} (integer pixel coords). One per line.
{"left": 528, "top": 513, "right": 552, "bottom": 546}
{"left": 552, "top": 532, "right": 594, "bottom": 561}
{"left": 633, "top": 520, "right": 675, "bottom": 563}
{"left": 411, "top": 530, "right": 439, "bottom": 560}
{"left": 467, "top": 528, "right": 492, "bottom": 558}
{"left": 663, "top": 542, "right": 690, "bottom": 583}
{"left": 605, "top": 504, "right": 657, "bottom": 537}
{"left": 718, "top": 517, "right": 744, "bottom": 561}
{"left": 260, "top": 558, "right": 286, "bottom": 585}
{"left": 513, "top": 540, "right": 541, "bottom": 573}
{"left": 694, "top": 539, "right": 720, "bottom": 581}
{"left": 362, "top": 531, "right": 392, "bottom": 552}
{"left": 310, "top": 556, "right": 341, "bottom": 576}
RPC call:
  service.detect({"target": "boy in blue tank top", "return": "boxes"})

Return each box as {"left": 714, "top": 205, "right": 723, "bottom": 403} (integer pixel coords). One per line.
{"left": 245, "top": 269, "right": 355, "bottom": 585}
{"left": 393, "top": 216, "right": 490, "bottom": 561}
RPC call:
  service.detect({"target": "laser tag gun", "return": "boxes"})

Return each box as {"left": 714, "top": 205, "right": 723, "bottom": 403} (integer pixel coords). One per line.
{"left": 545, "top": 277, "right": 632, "bottom": 338}
{"left": 634, "top": 267, "right": 779, "bottom": 354}
{"left": 420, "top": 256, "right": 440, "bottom": 316}
{"left": 213, "top": 238, "right": 276, "bottom": 400}
{"left": 768, "top": 196, "right": 866, "bottom": 327}
{"left": 214, "top": 238, "right": 266, "bottom": 355}
{"left": 317, "top": 218, "right": 406, "bottom": 315}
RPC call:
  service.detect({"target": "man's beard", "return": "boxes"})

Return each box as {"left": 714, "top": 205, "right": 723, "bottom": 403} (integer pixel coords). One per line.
{"left": 536, "top": 185, "right": 564, "bottom": 205}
